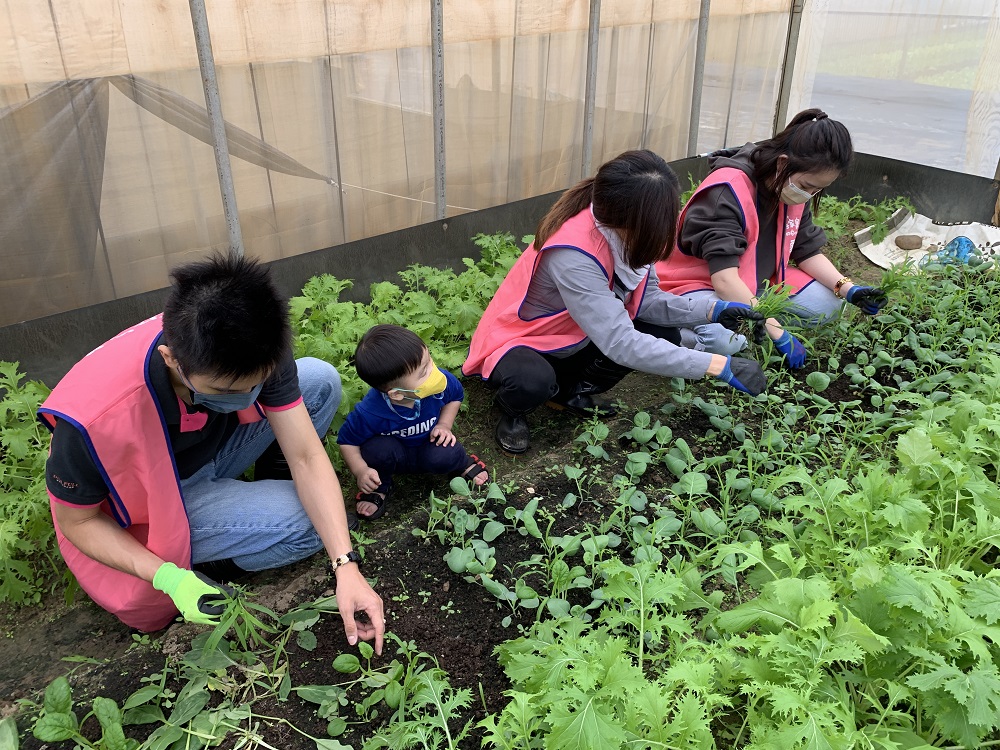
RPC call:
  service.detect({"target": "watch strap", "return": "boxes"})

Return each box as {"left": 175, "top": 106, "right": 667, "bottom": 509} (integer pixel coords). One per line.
{"left": 332, "top": 550, "right": 361, "bottom": 572}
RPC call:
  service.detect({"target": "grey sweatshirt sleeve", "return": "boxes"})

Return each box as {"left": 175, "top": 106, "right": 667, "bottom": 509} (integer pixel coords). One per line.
{"left": 637, "top": 266, "right": 717, "bottom": 326}
{"left": 789, "top": 204, "right": 828, "bottom": 264}
{"left": 678, "top": 184, "right": 748, "bottom": 276}
{"left": 541, "top": 249, "right": 716, "bottom": 379}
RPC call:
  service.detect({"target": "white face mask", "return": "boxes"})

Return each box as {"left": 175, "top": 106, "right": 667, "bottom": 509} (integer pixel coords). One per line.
{"left": 780, "top": 179, "right": 816, "bottom": 206}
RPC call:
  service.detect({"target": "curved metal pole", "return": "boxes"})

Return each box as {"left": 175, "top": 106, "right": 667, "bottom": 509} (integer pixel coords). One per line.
{"left": 188, "top": 0, "right": 244, "bottom": 255}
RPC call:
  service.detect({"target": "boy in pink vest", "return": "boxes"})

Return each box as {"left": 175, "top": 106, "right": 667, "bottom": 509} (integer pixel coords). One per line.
{"left": 657, "top": 109, "right": 888, "bottom": 368}
{"left": 40, "top": 253, "right": 383, "bottom": 651}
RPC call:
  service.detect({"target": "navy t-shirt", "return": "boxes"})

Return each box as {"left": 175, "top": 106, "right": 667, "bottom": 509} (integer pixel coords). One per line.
{"left": 337, "top": 370, "right": 464, "bottom": 447}
{"left": 45, "top": 334, "right": 301, "bottom": 505}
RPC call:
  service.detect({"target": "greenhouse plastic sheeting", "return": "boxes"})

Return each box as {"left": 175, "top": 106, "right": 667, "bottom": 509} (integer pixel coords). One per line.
{"left": 0, "top": 0, "right": 790, "bottom": 327}
{"left": 2, "top": 0, "right": 999, "bottom": 329}
{"left": 786, "top": 0, "right": 1000, "bottom": 178}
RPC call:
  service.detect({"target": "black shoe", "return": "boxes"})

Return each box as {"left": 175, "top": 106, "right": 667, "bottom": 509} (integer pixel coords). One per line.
{"left": 495, "top": 413, "right": 530, "bottom": 454}
{"left": 546, "top": 392, "right": 617, "bottom": 418}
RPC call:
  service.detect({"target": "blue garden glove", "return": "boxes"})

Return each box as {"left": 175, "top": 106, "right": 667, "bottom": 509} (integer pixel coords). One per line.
{"left": 845, "top": 286, "right": 887, "bottom": 315}
{"left": 152, "top": 562, "right": 234, "bottom": 625}
{"left": 716, "top": 357, "right": 767, "bottom": 396}
{"left": 710, "top": 301, "right": 767, "bottom": 344}
{"left": 943, "top": 236, "right": 975, "bottom": 263}
{"left": 773, "top": 331, "right": 807, "bottom": 369}
{"left": 919, "top": 236, "right": 979, "bottom": 268}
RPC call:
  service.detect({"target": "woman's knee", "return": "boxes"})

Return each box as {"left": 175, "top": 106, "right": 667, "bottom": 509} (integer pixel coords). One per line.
{"left": 490, "top": 348, "right": 558, "bottom": 412}
{"left": 787, "top": 283, "right": 844, "bottom": 326}
{"left": 681, "top": 324, "right": 747, "bottom": 356}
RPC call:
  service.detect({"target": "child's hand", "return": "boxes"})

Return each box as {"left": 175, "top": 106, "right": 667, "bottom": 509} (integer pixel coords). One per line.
{"left": 355, "top": 467, "right": 381, "bottom": 494}
{"left": 430, "top": 426, "right": 456, "bottom": 447}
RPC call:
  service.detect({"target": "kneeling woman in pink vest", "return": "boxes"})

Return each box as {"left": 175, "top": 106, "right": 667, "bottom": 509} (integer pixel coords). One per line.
{"left": 463, "top": 150, "right": 767, "bottom": 454}
{"left": 656, "top": 109, "right": 887, "bottom": 369}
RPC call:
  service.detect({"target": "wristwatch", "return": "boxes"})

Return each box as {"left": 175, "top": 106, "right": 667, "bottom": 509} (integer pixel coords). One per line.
{"left": 331, "top": 550, "right": 361, "bottom": 572}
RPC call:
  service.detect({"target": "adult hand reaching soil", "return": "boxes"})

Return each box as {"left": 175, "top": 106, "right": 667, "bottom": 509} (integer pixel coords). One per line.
{"left": 335, "top": 565, "right": 385, "bottom": 655}
{"left": 716, "top": 357, "right": 767, "bottom": 395}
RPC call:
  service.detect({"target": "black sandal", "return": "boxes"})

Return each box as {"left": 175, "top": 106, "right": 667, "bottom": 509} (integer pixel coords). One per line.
{"left": 355, "top": 490, "right": 389, "bottom": 521}
{"left": 457, "top": 454, "right": 489, "bottom": 485}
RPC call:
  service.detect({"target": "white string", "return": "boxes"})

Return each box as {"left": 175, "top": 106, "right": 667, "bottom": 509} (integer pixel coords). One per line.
{"left": 326, "top": 178, "right": 479, "bottom": 214}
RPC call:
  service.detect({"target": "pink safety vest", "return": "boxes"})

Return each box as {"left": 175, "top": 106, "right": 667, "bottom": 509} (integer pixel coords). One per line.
{"left": 38, "top": 315, "right": 263, "bottom": 631}
{"left": 655, "top": 167, "right": 812, "bottom": 296}
{"left": 463, "top": 208, "right": 647, "bottom": 379}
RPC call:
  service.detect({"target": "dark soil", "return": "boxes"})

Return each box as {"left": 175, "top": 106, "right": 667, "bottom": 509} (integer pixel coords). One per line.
{"left": 2, "top": 239, "right": 891, "bottom": 748}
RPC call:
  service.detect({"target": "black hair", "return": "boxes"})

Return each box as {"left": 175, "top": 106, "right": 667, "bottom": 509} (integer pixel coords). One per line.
{"left": 161, "top": 251, "right": 290, "bottom": 380}
{"left": 535, "top": 149, "right": 681, "bottom": 267}
{"left": 354, "top": 324, "right": 427, "bottom": 390}
{"left": 751, "top": 108, "right": 854, "bottom": 214}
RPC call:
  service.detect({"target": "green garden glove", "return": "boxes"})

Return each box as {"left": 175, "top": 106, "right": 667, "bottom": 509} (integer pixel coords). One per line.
{"left": 152, "top": 562, "right": 233, "bottom": 625}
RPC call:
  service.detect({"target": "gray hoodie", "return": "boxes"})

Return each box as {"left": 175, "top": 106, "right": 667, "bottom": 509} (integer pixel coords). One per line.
{"left": 676, "top": 143, "right": 826, "bottom": 292}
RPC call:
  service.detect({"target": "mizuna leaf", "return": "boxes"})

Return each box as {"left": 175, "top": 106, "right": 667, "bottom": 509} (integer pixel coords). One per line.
{"left": 546, "top": 692, "right": 627, "bottom": 750}
{"left": 964, "top": 578, "right": 1000, "bottom": 625}
{"left": 880, "top": 568, "right": 938, "bottom": 619}
{"left": 830, "top": 610, "right": 891, "bottom": 655}
{"left": 896, "top": 429, "right": 941, "bottom": 467}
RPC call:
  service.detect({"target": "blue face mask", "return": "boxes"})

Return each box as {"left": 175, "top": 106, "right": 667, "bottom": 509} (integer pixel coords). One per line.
{"left": 192, "top": 384, "right": 263, "bottom": 413}
{"left": 178, "top": 366, "right": 263, "bottom": 414}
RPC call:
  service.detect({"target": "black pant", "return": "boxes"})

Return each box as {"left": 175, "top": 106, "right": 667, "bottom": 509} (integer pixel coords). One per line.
{"left": 486, "top": 321, "right": 681, "bottom": 415}
{"left": 359, "top": 435, "right": 471, "bottom": 495}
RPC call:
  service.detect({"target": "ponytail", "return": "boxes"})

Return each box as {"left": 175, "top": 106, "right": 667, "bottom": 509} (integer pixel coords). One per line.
{"left": 534, "top": 180, "right": 595, "bottom": 250}
{"left": 534, "top": 150, "right": 680, "bottom": 268}
{"left": 751, "top": 108, "right": 853, "bottom": 214}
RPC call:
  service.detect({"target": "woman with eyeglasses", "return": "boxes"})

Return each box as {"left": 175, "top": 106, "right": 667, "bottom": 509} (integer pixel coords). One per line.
{"left": 656, "top": 108, "right": 887, "bottom": 369}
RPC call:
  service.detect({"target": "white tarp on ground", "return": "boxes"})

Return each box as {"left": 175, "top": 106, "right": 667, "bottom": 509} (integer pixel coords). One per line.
{"left": 855, "top": 209, "right": 1000, "bottom": 268}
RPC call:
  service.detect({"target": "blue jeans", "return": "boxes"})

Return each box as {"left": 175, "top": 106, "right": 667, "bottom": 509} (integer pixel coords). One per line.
{"left": 359, "top": 435, "right": 471, "bottom": 496}
{"left": 181, "top": 357, "right": 341, "bottom": 571}
{"left": 679, "top": 282, "right": 845, "bottom": 356}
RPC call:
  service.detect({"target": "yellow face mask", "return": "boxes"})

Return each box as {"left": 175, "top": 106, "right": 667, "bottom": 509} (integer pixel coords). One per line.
{"left": 392, "top": 360, "right": 447, "bottom": 400}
